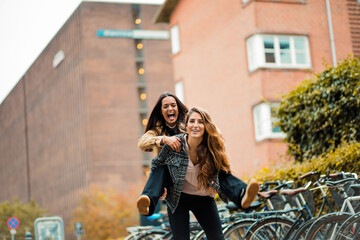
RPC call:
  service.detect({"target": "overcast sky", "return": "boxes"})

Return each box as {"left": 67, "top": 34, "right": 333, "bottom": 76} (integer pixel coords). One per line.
{"left": 0, "top": 0, "right": 164, "bottom": 104}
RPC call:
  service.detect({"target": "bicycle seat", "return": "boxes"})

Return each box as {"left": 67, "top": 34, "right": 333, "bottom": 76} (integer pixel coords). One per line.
{"left": 280, "top": 188, "right": 307, "bottom": 196}
{"left": 258, "top": 190, "right": 278, "bottom": 199}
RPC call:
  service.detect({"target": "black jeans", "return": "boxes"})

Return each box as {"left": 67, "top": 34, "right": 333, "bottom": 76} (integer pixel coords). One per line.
{"left": 141, "top": 166, "right": 247, "bottom": 215}
{"left": 167, "top": 192, "right": 225, "bottom": 240}
{"left": 219, "top": 171, "right": 247, "bottom": 209}
{"left": 141, "top": 165, "right": 172, "bottom": 216}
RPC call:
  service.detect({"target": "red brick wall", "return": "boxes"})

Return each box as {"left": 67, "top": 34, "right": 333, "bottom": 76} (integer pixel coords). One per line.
{"left": 0, "top": 80, "right": 29, "bottom": 202}
{"left": 168, "top": 0, "right": 355, "bottom": 177}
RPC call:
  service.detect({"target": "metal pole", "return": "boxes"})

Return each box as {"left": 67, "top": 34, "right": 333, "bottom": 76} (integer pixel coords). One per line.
{"left": 326, "top": 0, "right": 337, "bottom": 67}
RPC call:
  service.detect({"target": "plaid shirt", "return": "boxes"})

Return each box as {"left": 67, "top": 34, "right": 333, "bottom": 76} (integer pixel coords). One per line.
{"left": 151, "top": 133, "right": 228, "bottom": 213}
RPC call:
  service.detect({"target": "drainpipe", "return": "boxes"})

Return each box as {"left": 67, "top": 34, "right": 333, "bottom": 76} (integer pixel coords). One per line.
{"left": 326, "top": 0, "right": 337, "bottom": 67}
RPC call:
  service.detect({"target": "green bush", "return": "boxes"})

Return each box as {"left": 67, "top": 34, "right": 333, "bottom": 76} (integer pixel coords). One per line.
{"left": 277, "top": 56, "right": 360, "bottom": 162}
{"left": 0, "top": 198, "right": 47, "bottom": 239}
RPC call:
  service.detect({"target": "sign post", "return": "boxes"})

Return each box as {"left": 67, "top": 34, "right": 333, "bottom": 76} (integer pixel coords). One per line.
{"left": 74, "top": 222, "right": 84, "bottom": 240}
{"left": 7, "top": 217, "right": 20, "bottom": 240}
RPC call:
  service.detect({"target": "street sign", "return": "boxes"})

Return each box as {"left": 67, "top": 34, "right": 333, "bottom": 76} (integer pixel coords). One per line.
{"left": 74, "top": 222, "right": 84, "bottom": 236}
{"left": 7, "top": 217, "right": 20, "bottom": 229}
{"left": 34, "top": 217, "right": 65, "bottom": 240}
{"left": 97, "top": 29, "right": 170, "bottom": 40}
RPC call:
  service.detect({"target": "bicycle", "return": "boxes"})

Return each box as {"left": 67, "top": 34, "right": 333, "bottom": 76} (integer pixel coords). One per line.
{"left": 305, "top": 175, "right": 360, "bottom": 240}
{"left": 244, "top": 181, "right": 314, "bottom": 240}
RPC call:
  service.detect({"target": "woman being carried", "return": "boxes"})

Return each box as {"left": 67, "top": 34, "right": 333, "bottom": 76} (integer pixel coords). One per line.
{"left": 137, "top": 92, "right": 259, "bottom": 217}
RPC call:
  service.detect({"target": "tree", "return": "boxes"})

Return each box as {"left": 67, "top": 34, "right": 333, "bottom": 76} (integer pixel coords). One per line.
{"left": 277, "top": 56, "right": 360, "bottom": 162}
{"left": 72, "top": 186, "right": 141, "bottom": 240}
{"left": 0, "top": 198, "right": 47, "bottom": 239}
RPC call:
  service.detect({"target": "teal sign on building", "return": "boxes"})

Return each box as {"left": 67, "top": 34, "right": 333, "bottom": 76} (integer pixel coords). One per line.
{"left": 97, "top": 29, "right": 170, "bottom": 40}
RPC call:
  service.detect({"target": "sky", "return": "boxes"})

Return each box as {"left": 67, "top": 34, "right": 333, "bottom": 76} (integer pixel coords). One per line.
{"left": 0, "top": 0, "right": 164, "bottom": 104}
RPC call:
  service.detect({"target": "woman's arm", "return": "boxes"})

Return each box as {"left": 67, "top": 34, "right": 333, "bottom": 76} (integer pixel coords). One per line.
{"left": 138, "top": 129, "right": 164, "bottom": 152}
{"left": 150, "top": 144, "right": 173, "bottom": 170}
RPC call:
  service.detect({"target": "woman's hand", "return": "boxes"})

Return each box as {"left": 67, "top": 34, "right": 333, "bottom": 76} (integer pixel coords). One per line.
{"left": 160, "top": 188, "right": 167, "bottom": 199}
{"left": 163, "top": 136, "right": 181, "bottom": 152}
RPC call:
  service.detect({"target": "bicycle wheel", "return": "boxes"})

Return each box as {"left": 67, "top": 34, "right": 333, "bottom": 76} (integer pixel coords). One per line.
{"left": 223, "top": 219, "right": 256, "bottom": 239}
{"left": 124, "top": 233, "right": 138, "bottom": 240}
{"left": 305, "top": 212, "right": 352, "bottom": 240}
{"left": 162, "top": 231, "right": 173, "bottom": 240}
{"left": 193, "top": 229, "right": 206, "bottom": 240}
{"left": 288, "top": 218, "right": 318, "bottom": 240}
{"left": 335, "top": 212, "right": 360, "bottom": 240}
{"left": 244, "top": 216, "right": 295, "bottom": 240}
{"left": 135, "top": 229, "right": 167, "bottom": 240}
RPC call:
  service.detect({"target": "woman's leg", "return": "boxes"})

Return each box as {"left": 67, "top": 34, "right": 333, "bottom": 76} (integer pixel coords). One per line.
{"left": 219, "top": 171, "right": 259, "bottom": 209}
{"left": 137, "top": 165, "right": 171, "bottom": 216}
{"left": 167, "top": 193, "right": 191, "bottom": 240}
{"left": 190, "top": 195, "right": 224, "bottom": 240}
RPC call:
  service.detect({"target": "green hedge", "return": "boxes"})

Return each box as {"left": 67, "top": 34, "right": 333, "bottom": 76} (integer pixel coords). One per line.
{"left": 277, "top": 56, "right": 360, "bottom": 162}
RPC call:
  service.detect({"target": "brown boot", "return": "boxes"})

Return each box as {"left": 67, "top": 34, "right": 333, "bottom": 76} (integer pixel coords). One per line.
{"left": 241, "top": 179, "right": 260, "bottom": 209}
{"left": 137, "top": 195, "right": 150, "bottom": 215}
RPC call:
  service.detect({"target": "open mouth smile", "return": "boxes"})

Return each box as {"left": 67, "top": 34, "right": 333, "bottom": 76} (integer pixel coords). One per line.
{"left": 167, "top": 113, "right": 176, "bottom": 121}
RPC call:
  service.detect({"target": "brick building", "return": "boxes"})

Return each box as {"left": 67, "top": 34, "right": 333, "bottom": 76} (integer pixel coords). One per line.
{"left": 0, "top": 1, "right": 173, "bottom": 237}
{"left": 154, "top": 0, "right": 360, "bottom": 176}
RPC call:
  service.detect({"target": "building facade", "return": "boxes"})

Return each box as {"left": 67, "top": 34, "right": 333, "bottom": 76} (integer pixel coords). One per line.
{"left": 0, "top": 1, "right": 173, "bottom": 237}
{"left": 155, "top": 0, "right": 360, "bottom": 176}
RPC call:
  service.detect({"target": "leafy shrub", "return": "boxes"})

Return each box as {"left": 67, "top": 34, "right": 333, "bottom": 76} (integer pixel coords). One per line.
{"left": 0, "top": 198, "right": 47, "bottom": 239}
{"left": 72, "top": 185, "right": 141, "bottom": 240}
{"left": 277, "top": 56, "right": 360, "bottom": 162}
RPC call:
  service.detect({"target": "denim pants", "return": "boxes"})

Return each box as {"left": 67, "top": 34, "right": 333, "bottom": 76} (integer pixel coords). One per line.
{"left": 141, "top": 165, "right": 172, "bottom": 216}
{"left": 218, "top": 170, "right": 247, "bottom": 209}
{"left": 141, "top": 166, "right": 247, "bottom": 215}
{"left": 167, "top": 192, "right": 225, "bottom": 240}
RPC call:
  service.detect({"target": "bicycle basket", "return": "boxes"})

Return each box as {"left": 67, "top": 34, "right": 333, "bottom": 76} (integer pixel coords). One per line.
{"left": 329, "top": 186, "right": 344, "bottom": 207}
{"left": 329, "top": 180, "right": 358, "bottom": 208}
{"left": 269, "top": 195, "right": 289, "bottom": 210}
{"left": 300, "top": 190, "right": 316, "bottom": 215}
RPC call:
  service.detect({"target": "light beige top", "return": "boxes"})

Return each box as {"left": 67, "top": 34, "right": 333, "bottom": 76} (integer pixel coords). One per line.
{"left": 182, "top": 137, "right": 215, "bottom": 197}
{"left": 138, "top": 125, "right": 165, "bottom": 158}
{"left": 138, "top": 122, "right": 184, "bottom": 158}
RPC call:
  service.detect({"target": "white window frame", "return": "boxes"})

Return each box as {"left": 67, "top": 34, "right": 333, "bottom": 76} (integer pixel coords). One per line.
{"left": 175, "top": 81, "right": 185, "bottom": 104}
{"left": 246, "top": 34, "right": 311, "bottom": 72}
{"left": 170, "top": 24, "right": 181, "bottom": 55}
{"left": 253, "top": 102, "right": 286, "bottom": 142}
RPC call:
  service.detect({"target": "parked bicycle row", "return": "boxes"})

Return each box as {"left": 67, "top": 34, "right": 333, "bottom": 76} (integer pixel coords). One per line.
{"left": 126, "top": 171, "right": 360, "bottom": 240}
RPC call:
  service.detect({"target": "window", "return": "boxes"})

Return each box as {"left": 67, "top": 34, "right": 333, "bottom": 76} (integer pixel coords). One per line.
{"left": 175, "top": 81, "right": 185, "bottom": 104}
{"left": 253, "top": 102, "right": 286, "bottom": 142}
{"left": 170, "top": 25, "right": 181, "bottom": 55}
{"left": 246, "top": 34, "right": 311, "bottom": 71}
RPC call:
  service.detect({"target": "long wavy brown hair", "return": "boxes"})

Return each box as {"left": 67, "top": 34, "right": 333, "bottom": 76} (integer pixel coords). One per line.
{"left": 185, "top": 107, "right": 231, "bottom": 190}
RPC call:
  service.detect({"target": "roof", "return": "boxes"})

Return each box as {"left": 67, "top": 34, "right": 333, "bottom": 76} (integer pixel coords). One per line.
{"left": 153, "top": 0, "right": 179, "bottom": 23}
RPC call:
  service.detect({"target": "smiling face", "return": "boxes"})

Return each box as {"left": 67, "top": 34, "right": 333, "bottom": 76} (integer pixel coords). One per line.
{"left": 161, "top": 96, "right": 179, "bottom": 127}
{"left": 186, "top": 112, "right": 205, "bottom": 139}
